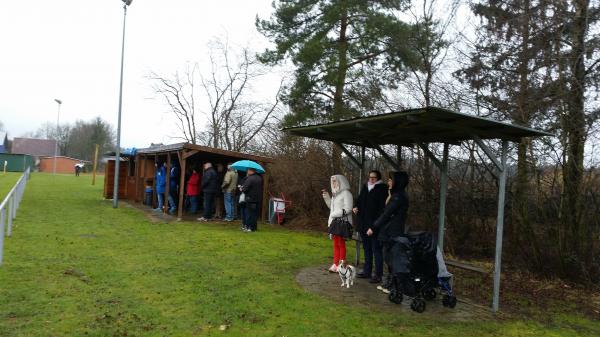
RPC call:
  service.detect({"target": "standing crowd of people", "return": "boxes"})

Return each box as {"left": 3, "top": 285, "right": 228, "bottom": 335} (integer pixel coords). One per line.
{"left": 153, "top": 161, "right": 263, "bottom": 232}
{"left": 322, "top": 170, "right": 411, "bottom": 293}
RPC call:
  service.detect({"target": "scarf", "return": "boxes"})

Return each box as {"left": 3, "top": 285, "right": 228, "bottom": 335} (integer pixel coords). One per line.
{"left": 367, "top": 180, "right": 383, "bottom": 192}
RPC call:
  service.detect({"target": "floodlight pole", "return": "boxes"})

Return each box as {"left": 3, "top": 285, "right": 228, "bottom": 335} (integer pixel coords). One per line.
{"left": 113, "top": 0, "right": 133, "bottom": 208}
{"left": 53, "top": 99, "right": 62, "bottom": 175}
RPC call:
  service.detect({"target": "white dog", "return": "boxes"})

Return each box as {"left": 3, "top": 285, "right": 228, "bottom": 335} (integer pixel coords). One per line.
{"left": 337, "top": 260, "right": 356, "bottom": 288}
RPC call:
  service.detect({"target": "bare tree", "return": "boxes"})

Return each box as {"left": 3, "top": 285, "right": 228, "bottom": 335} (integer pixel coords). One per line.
{"left": 150, "top": 38, "right": 283, "bottom": 152}
{"left": 33, "top": 121, "right": 71, "bottom": 156}
{"left": 149, "top": 63, "right": 199, "bottom": 144}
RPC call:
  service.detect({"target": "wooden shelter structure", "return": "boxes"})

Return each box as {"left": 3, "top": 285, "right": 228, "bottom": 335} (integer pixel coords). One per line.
{"left": 283, "top": 107, "right": 552, "bottom": 312}
{"left": 104, "top": 143, "right": 273, "bottom": 220}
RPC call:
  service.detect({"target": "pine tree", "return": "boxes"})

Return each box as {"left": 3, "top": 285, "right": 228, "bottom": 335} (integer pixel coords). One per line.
{"left": 256, "top": 0, "right": 417, "bottom": 126}
{"left": 459, "top": 0, "right": 558, "bottom": 263}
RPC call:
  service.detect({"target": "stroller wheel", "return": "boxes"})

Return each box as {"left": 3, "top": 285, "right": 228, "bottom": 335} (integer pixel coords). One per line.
{"left": 442, "top": 295, "right": 457, "bottom": 308}
{"left": 410, "top": 298, "right": 426, "bottom": 313}
{"left": 422, "top": 288, "right": 436, "bottom": 301}
{"left": 388, "top": 289, "right": 403, "bottom": 304}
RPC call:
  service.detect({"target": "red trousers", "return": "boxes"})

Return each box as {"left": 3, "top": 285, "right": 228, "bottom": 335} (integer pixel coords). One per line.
{"left": 333, "top": 235, "right": 346, "bottom": 265}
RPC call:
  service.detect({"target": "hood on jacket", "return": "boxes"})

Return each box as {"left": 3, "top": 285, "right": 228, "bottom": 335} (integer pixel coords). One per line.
{"left": 390, "top": 171, "right": 409, "bottom": 194}
{"left": 331, "top": 174, "right": 351, "bottom": 195}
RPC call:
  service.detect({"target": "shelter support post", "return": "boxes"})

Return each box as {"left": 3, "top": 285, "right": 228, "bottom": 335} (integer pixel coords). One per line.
{"left": 416, "top": 143, "right": 442, "bottom": 169}
{"left": 177, "top": 151, "right": 186, "bottom": 219}
{"left": 134, "top": 154, "right": 140, "bottom": 202}
{"left": 334, "top": 142, "right": 361, "bottom": 168}
{"left": 371, "top": 144, "right": 400, "bottom": 171}
{"left": 355, "top": 146, "right": 366, "bottom": 267}
{"left": 472, "top": 135, "right": 502, "bottom": 171}
{"left": 153, "top": 155, "right": 157, "bottom": 208}
{"left": 140, "top": 155, "right": 147, "bottom": 203}
{"left": 165, "top": 153, "right": 171, "bottom": 214}
{"left": 492, "top": 140, "right": 508, "bottom": 312}
{"left": 438, "top": 144, "right": 449, "bottom": 251}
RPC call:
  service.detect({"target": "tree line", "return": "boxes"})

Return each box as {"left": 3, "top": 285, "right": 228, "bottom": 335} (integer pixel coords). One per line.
{"left": 26, "top": 117, "right": 115, "bottom": 163}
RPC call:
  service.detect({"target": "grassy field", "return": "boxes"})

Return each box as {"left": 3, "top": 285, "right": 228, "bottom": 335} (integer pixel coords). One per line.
{"left": 0, "top": 173, "right": 598, "bottom": 336}
{"left": 0, "top": 172, "right": 22, "bottom": 202}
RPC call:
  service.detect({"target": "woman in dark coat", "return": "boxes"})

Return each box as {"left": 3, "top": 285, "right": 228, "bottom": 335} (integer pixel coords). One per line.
{"left": 353, "top": 170, "right": 388, "bottom": 283}
{"left": 367, "top": 171, "right": 409, "bottom": 292}
{"left": 367, "top": 171, "right": 409, "bottom": 240}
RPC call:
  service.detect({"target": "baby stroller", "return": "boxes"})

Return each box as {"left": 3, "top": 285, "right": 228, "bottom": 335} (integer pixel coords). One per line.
{"left": 386, "top": 231, "right": 457, "bottom": 313}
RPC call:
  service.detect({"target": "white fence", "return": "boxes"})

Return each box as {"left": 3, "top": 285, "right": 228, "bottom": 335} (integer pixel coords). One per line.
{"left": 0, "top": 168, "right": 31, "bottom": 265}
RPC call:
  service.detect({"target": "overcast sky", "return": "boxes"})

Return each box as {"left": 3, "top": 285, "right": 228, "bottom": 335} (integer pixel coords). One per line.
{"left": 0, "top": 0, "right": 278, "bottom": 148}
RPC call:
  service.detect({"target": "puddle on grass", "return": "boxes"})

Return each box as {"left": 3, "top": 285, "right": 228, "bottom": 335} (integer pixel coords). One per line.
{"left": 296, "top": 265, "right": 495, "bottom": 322}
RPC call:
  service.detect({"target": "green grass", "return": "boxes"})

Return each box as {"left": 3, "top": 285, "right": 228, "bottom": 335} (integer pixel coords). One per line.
{"left": 0, "top": 173, "right": 598, "bottom": 336}
{"left": 0, "top": 172, "right": 22, "bottom": 201}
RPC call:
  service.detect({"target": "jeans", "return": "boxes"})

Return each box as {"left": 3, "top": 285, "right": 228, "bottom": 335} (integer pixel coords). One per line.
{"left": 188, "top": 195, "right": 198, "bottom": 214}
{"left": 360, "top": 231, "right": 384, "bottom": 277}
{"left": 157, "top": 192, "right": 165, "bottom": 210}
{"left": 203, "top": 192, "right": 215, "bottom": 219}
{"left": 245, "top": 202, "right": 258, "bottom": 231}
{"left": 168, "top": 194, "right": 177, "bottom": 214}
{"left": 223, "top": 192, "right": 235, "bottom": 220}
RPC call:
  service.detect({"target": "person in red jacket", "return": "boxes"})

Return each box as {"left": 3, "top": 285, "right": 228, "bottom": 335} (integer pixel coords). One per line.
{"left": 186, "top": 167, "right": 200, "bottom": 214}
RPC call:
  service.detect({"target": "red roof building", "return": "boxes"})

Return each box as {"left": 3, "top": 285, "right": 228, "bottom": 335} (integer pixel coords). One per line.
{"left": 11, "top": 137, "right": 58, "bottom": 157}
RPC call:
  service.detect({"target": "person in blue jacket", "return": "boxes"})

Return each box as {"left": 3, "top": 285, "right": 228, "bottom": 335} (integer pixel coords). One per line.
{"left": 154, "top": 162, "right": 167, "bottom": 212}
{"left": 168, "top": 160, "right": 180, "bottom": 214}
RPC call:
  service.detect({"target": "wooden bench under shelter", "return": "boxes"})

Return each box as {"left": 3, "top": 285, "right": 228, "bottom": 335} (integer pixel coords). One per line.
{"left": 283, "top": 107, "right": 552, "bottom": 312}
{"left": 104, "top": 143, "right": 273, "bottom": 220}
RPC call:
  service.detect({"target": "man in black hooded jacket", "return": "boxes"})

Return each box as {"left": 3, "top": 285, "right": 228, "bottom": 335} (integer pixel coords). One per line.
{"left": 240, "top": 168, "right": 262, "bottom": 232}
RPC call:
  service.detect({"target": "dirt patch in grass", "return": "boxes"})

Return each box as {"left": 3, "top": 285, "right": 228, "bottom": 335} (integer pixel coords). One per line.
{"left": 296, "top": 265, "right": 495, "bottom": 322}
{"left": 64, "top": 268, "right": 90, "bottom": 283}
{"left": 284, "top": 216, "right": 328, "bottom": 231}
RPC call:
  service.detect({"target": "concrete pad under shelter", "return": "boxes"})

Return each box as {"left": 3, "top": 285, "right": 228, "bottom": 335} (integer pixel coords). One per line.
{"left": 296, "top": 265, "right": 494, "bottom": 322}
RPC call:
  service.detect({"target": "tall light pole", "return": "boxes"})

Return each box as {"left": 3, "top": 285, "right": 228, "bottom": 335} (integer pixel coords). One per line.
{"left": 53, "top": 99, "right": 62, "bottom": 175}
{"left": 113, "top": 0, "right": 133, "bottom": 208}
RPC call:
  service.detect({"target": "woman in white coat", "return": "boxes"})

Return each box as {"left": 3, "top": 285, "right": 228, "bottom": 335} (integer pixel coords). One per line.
{"left": 322, "top": 174, "right": 354, "bottom": 272}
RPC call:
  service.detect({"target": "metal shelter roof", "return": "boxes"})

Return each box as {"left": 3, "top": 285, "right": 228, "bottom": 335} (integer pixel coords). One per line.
{"left": 283, "top": 107, "right": 552, "bottom": 146}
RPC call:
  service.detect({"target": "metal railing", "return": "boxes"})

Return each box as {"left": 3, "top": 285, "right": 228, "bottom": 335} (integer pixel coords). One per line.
{"left": 0, "top": 168, "right": 31, "bottom": 265}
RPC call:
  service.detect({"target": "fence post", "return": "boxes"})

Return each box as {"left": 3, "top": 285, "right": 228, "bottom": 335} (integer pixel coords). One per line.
{"left": 12, "top": 191, "right": 17, "bottom": 220}
{"left": 7, "top": 196, "right": 13, "bottom": 237}
{"left": 0, "top": 208, "right": 4, "bottom": 265}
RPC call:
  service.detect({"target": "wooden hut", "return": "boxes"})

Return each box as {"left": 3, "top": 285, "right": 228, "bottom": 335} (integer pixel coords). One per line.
{"left": 103, "top": 143, "right": 273, "bottom": 219}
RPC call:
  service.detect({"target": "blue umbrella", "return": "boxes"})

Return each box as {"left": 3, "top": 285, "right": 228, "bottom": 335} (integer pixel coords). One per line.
{"left": 231, "top": 160, "right": 265, "bottom": 174}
